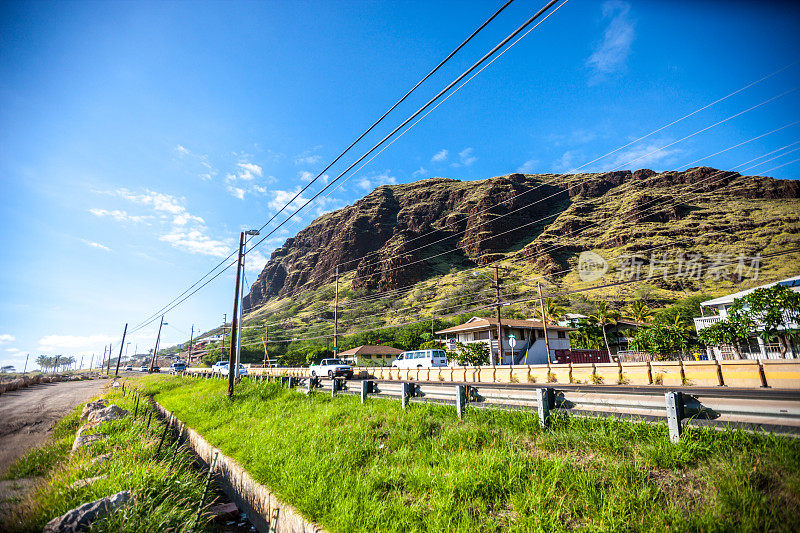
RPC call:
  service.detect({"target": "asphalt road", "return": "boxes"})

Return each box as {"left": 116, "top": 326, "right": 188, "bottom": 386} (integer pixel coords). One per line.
{"left": 0, "top": 379, "right": 107, "bottom": 476}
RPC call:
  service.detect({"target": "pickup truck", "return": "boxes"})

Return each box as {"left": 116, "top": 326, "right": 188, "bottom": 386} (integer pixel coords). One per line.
{"left": 309, "top": 358, "right": 353, "bottom": 379}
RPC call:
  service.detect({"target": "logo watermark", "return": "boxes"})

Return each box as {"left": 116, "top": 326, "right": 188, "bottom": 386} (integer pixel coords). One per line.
{"left": 577, "top": 251, "right": 761, "bottom": 283}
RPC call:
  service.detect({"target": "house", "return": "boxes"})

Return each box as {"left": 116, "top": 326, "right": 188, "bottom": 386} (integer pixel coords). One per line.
{"left": 558, "top": 313, "right": 645, "bottom": 355}
{"left": 435, "top": 317, "right": 572, "bottom": 365}
{"left": 337, "top": 345, "right": 403, "bottom": 366}
{"left": 694, "top": 274, "right": 800, "bottom": 359}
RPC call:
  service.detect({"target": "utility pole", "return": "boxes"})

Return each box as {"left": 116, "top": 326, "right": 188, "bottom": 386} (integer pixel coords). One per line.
{"left": 79, "top": 356, "right": 83, "bottom": 370}
{"left": 221, "top": 313, "right": 226, "bottom": 354}
{"left": 100, "top": 346, "right": 106, "bottom": 372}
{"left": 264, "top": 325, "right": 269, "bottom": 368}
{"left": 89, "top": 353, "right": 94, "bottom": 371}
{"left": 494, "top": 265, "right": 504, "bottom": 366}
{"left": 228, "top": 232, "right": 244, "bottom": 398}
{"left": 333, "top": 266, "right": 339, "bottom": 356}
{"left": 150, "top": 316, "right": 165, "bottom": 373}
{"left": 54, "top": 355, "right": 60, "bottom": 374}
{"left": 106, "top": 344, "right": 112, "bottom": 375}
{"left": 23, "top": 354, "right": 29, "bottom": 373}
{"left": 537, "top": 282, "right": 552, "bottom": 364}
{"left": 188, "top": 324, "right": 194, "bottom": 364}
{"left": 114, "top": 323, "right": 127, "bottom": 376}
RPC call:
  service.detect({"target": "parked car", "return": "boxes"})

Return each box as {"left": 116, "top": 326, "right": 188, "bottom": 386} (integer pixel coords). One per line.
{"left": 152, "top": 366, "right": 161, "bottom": 373}
{"left": 309, "top": 358, "right": 353, "bottom": 379}
{"left": 124, "top": 365, "right": 134, "bottom": 372}
{"left": 218, "top": 363, "right": 248, "bottom": 377}
{"left": 211, "top": 361, "right": 227, "bottom": 373}
{"left": 391, "top": 349, "right": 448, "bottom": 369}
{"left": 139, "top": 365, "right": 149, "bottom": 372}
{"left": 171, "top": 362, "right": 187, "bottom": 373}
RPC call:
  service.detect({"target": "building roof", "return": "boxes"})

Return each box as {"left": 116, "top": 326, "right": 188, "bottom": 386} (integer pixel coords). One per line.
{"left": 337, "top": 345, "right": 403, "bottom": 357}
{"left": 700, "top": 274, "right": 800, "bottom": 307}
{"left": 435, "top": 316, "right": 572, "bottom": 334}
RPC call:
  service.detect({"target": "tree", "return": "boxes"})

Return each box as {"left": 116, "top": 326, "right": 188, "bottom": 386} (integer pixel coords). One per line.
{"left": 630, "top": 323, "right": 691, "bottom": 360}
{"left": 1, "top": 365, "right": 15, "bottom": 373}
{"left": 697, "top": 318, "right": 751, "bottom": 359}
{"left": 569, "top": 319, "right": 604, "bottom": 350}
{"left": 419, "top": 340, "right": 444, "bottom": 350}
{"left": 534, "top": 298, "right": 566, "bottom": 324}
{"left": 729, "top": 284, "right": 800, "bottom": 357}
{"left": 624, "top": 300, "right": 653, "bottom": 323}
{"left": 589, "top": 301, "right": 619, "bottom": 355}
{"left": 452, "top": 342, "right": 490, "bottom": 366}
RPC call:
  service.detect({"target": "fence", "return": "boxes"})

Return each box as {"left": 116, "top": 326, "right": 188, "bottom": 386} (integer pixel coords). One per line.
{"left": 187, "top": 359, "right": 800, "bottom": 390}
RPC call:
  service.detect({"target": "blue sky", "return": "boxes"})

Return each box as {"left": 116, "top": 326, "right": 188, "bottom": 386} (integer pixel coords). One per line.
{"left": 1, "top": 0, "right": 799, "bottom": 370}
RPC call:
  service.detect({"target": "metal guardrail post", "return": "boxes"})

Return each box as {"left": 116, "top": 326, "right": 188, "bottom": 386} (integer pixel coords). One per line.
{"left": 331, "top": 377, "right": 340, "bottom": 397}
{"left": 288, "top": 377, "right": 295, "bottom": 388}
{"left": 360, "top": 380, "right": 372, "bottom": 404}
{"left": 402, "top": 382, "right": 414, "bottom": 409}
{"left": 456, "top": 385, "right": 466, "bottom": 420}
{"left": 665, "top": 391, "right": 684, "bottom": 442}
{"left": 535, "top": 388, "right": 552, "bottom": 428}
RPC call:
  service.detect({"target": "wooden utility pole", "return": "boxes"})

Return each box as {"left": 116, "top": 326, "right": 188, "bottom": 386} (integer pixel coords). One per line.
{"left": 262, "top": 325, "right": 269, "bottom": 367}
{"left": 538, "top": 282, "right": 552, "bottom": 364}
{"left": 79, "top": 356, "right": 83, "bottom": 370}
{"left": 228, "top": 232, "right": 244, "bottom": 398}
{"left": 333, "top": 266, "right": 339, "bottom": 356}
{"left": 89, "top": 353, "right": 94, "bottom": 371}
{"left": 106, "top": 344, "right": 112, "bottom": 374}
{"left": 100, "top": 346, "right": 106, "bottom": 372}
{"left": 150, "top": 316, "right": 165, "bottom": 373}
{"left": 494, "top": 265, "right": 504, "bottom": 366}
{"left": 23, "top": 354, "right": 29, "bottom": 373}
{"left": 114, "top": 323, "right": 128, "bottom": 376}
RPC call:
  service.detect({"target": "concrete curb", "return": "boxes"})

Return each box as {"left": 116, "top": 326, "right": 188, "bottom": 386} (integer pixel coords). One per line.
{"left": 152, "top": 401, "right": 325, "bottom": 533}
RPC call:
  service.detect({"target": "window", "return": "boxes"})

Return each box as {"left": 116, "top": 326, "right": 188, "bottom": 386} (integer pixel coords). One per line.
{"left": 536, "top": 330, "right": 544, "bottom": 339}
{"left": 474, "top": 331, "right": 490, "bottom": 341}
{"left": 557, "top": 331, "right": 566, "bottom": 339}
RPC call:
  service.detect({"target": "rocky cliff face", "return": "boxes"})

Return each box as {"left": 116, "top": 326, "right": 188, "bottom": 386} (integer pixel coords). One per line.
{"left": 243, "top": 168, "right": 800, "bottom": 311}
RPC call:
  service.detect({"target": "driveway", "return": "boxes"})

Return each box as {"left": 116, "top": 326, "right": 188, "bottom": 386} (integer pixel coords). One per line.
{"left": 0, "top": 379, "right": 107, "bottom": 475}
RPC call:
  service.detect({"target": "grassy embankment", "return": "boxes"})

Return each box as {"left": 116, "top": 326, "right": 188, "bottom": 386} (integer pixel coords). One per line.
{"left": 138, "top": 375, "right": 800, "bottom": 532}
{"left": 1, "top": 386, "right": 216, "bottom": 532}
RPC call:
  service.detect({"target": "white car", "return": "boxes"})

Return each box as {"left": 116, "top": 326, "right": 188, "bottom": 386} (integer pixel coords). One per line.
{"left": 211, "top": 361, "right": 227, "bottom": 373}
{"left": 309, "top": 358, "right": 353, "bottom": 379}
{"left": 392, "top": 349, "right": 448, "bottom": 369}
{"left": 217, "top": 363, "right": 248, "bottom": 377}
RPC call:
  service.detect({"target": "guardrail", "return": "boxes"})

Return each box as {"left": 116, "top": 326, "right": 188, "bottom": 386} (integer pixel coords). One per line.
{"left": 185, "top": 359, "right": 800, "bottom": 390}
{"left": 180, "top": 371, "right": 800, "bottom": 440}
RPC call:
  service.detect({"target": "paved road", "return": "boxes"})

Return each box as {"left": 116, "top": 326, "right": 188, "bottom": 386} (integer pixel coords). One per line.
{"left": 0, "top": 379, "right": 107, "bottom": 476}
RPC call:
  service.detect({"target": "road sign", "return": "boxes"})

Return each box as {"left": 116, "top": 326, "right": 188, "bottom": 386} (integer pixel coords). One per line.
{"left": 508, "top": 335, "right": 517, "bottom": 349}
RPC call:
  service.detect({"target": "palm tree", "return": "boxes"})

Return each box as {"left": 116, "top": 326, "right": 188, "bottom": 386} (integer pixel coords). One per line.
{"left": 589, "top": 301, "right": 619, "bottom": 355}
{"left": 534, "top": 298, "right": 566, "bottom": 324}
{"left": 624, "top": 300, "right": 653, "bottom": 323}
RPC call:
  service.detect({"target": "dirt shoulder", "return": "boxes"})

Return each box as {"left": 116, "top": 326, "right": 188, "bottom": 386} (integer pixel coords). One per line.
{"left": 0, "top": 379, "right": 107, "bottom": 476}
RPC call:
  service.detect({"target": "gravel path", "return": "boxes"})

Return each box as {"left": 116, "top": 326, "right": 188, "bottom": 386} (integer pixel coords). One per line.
{"left": 0, "top": 379, "right": 107, "bottom": 476}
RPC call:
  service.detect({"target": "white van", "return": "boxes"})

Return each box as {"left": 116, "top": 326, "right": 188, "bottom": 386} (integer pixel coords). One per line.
{"left": 391, "top": 349, "right": 448, "bottom": 369}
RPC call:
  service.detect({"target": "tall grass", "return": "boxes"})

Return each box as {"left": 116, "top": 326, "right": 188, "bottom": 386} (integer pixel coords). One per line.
{"left": 138, "top": 375, "right": 800, "bottom": 532}
{"left": 1, "top": 388, "right": 216, "bottom": 532}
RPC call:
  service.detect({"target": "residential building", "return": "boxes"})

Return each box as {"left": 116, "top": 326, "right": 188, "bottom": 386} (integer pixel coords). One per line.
{"left": 694, "top": 274, "right": 800, "bottom": 359}
{"left": 337, "top": 345, "right": 403, "bottom": 366}
{"left": 435, "top": 317, "right": 572, "bottom": 365}
{"left": 558, "top": 313, "right": 645, "bottom": 355}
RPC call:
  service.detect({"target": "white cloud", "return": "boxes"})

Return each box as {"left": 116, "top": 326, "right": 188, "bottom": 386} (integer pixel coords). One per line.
{"left": 552, "top": 150, "right": 584, "bottom": 173}
{"left": 412, "top": 167, "right": 428, "bottom": 178}
{"left": 172, "top": 213, "right": 205, "bottom": 226}
{"left": 159, "top": 229, "right": 230, "bottom": 257}
{"left": 116, "top": 189, "right": 186, "bottom": 215}
{"left": 587, "top": 1, "right": 635, "bottom": 82}
{"left": 6, "top": 347, "right": 20, "bottom": 353}
{"left": 227, "top": 186, "right": 246, "bottom": 200}
{"left": 357, "top": 172, "right": 397, "bottom": 191}
{"left": 0, "top": 334, "right": 15, "bottom": 344}
{"left": 458, "top": 147, "right": 477, "bottom": 166}
{"left": 174, "top": 145, "right": 217, "bottom": 180}
{"left": 268, "top": 188, "right": 309, "bottom": 213}
{"left": 37, "top": 333, "right": 117, "bottom": 354}
{"left": 88, "top": 208, "right": 151, "bottom": 223}
{"left": 295, "top": 154, "right": 321, "bottom": 166}
{"left": 431, "top": 149, "right": 448, "bottom": 162}
{"left": 82, "top": 240, "right": 111, "bottom": 252}
{"left": 298, "top": 170, "right": 330, "bottom": 185}
{"left": 610, "top": 139, "right": 682, "bottom": 169}
{"left": 236, "top": 162, "right": 263, "bottom": 180}
{"left": 517, "top": 159, "right": 539, "bottom": 174}
{"left": 245, "top": 249, "right": 267, "bottom": 274}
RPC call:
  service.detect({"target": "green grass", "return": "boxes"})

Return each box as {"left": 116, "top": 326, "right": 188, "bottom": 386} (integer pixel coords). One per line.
{"left": 138, "top": 375, "right": 800, "bottom": 532}
{"left": 1, "top": 388, "right": 217, "bottom": 532}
